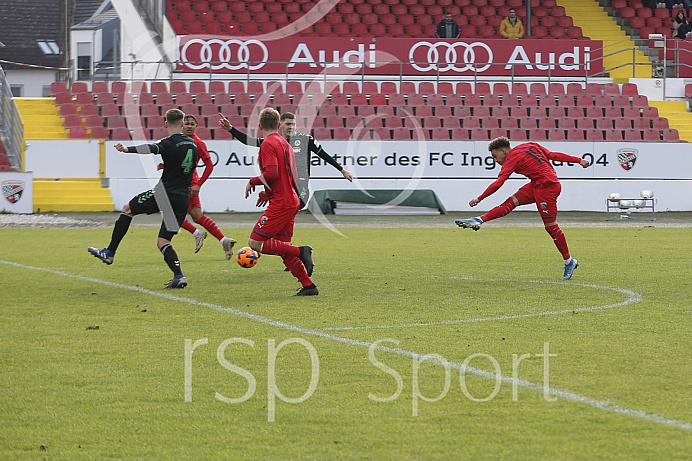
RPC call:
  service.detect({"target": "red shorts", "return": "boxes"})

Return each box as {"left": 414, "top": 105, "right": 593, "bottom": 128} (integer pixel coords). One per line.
{"left": 187, "top": 195, "right": 201, "bottom": 213}
{"left": 250, "top": 203, "right": 300, "bottom": 242}
{"left": 514, "top": 181, "right": 561, "bottom": 220}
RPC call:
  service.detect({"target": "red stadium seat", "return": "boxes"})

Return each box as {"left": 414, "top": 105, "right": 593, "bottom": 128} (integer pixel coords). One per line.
{"left": 510, "top": 83, "right": 528, "bottom": 95}
{"left": 544, "top": 128, "right": 564, "bottom": 140}
{"left": 479, "top": 117, "right": 498, "bottom": 129}
{"left": 531, "top": 26, "right": 548, "bottom": 39}
{"left": 448, "top": 128, "right": 468, "bottom": 140}
{"left": 548, "top": 83, "right": 565, "bottom": 95}
{"left": 602, "top": 129, "right": 622, "bottom": 141}
{"left": 527, "top": 128, "right": 547, "bottom": 141}
{"left": 466, "top": 128, "right": 485, "bottom": 140}
{"left": 390, "top": 128, "right": 409, "bottom": 140}
{"left": 529, "top": 83, "right": 547, "bottom": 95}
{"left": 621, "top": 129, "right": 640, "bottom": 142}
{"left": 437, "top": 116, "right": 457, "bottom": 128}
{"left": 499, "top": 117, "right": 518, "bottom": 129}
{"left": 475, "top": 82, "right": 491, "bottom": 94}
{"left": 510, "top": 106, "right": 528, "bottom": 118}
{"left": 456, "top": 82, "right": 473, "bottom": 95}
{"left": 50, "top": 82, "right": 68, "bottom": 95}
{"left": 501, "top": 94, "right": 520, "bottom": 107}
{"left": 519, "top": 117, "right": 538, "bottom": 129}
{"left": 446, "top": 95, "right": 464, "bottom": 106}
{"left": 79, "top": 104, "right": 99, "bottom": 117}
{"left": 661, "top": 129, "right": 680, "bottom": 141}
{"left": 614, "top": 118, "right": 632, "bottom": 130}
{"left": 652, "top": 117, "right": 669, "bottom": 129}
{"left": 478, "top": 25, "right": 496, "bottom": 38}
{"left": 631, "top": 95, "right": 649, "bottom": 107}
{"left": 584, "top": 129, "right": 602, "bottom": 141}
{"left": 542, "top": 16, "right": 558, "bottom": 28}
{"left": 422, "top": 116, "right": 441, "bottom": 128}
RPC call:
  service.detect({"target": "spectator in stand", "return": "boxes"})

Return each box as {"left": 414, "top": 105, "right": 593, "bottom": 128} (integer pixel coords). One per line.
{"left": 673, "top": 10, "right": 692, "bottom": 39}
{"left": 661, "top": 1, "right": 691, "bottom": 9}
{"left": 435, "top": 12, "right": 461, "bottom": 39}
{"left": 500, "top": 8, "right": 525, "bottom": 39}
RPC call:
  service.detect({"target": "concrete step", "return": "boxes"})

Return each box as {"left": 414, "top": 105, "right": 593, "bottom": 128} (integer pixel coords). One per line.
{"left": 34, "top": 203, "right": 115, "bottom": 212}
{"left": 33, "top": 179, "right": 115, "bottom": 212}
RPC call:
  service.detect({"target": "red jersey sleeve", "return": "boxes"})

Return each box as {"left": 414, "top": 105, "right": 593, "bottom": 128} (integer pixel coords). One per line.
{"left": 477, "top": 161, "right": 515, "bottom": 201}
{"left": 545, "top": 150, "right": 583, "bottom": 164}
{"left": 192, "top": 135, "right": 213, "bottom": 187}
{"left": 250, "top": 136, "right": 280, "bottom": 189}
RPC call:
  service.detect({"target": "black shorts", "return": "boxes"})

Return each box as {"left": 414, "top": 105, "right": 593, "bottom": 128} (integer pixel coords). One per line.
{"left": 129, "top": 188, "right": 190, "bottom": 241}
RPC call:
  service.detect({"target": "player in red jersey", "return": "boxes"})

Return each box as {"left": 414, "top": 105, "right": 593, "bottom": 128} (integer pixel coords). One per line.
{"left": 245, "top": 108, "right": 318, "bottom": 296}
{"left": 455, "top": 137, "right": 590, "bottom": 280}
{"left": 159, "top": 115, "right": 236, "bottom": 259}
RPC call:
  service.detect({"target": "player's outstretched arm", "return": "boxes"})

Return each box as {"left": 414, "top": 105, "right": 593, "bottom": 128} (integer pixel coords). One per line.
{"left": 579, "top": 158, "right": 590, "bottom": 168}
{"left": 341, "top": 169, "right": 354, "bottom": 181}
{"left": 115, "top": 141, "right": 161, "bottom": 155}
{"left": 218, "top": 113, "right": 231, "bottom": 131}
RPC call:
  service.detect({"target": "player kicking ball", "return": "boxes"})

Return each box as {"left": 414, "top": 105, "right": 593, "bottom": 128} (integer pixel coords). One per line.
{"left": 455, "top": 137, "right": 590, "bottom": 280}
{"left": 157, "top": 115, "right": 236, "bottom": 259}
{"left": 88, "top": 109, "right": 196, "bottom": 288}
{"left": 244, "top": 107, "right": 318, "bottom": 296}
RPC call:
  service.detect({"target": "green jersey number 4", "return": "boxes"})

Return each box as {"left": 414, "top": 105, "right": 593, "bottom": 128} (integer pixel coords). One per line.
{"left": 181, "top": 148, "right": 195, "bottom": 174}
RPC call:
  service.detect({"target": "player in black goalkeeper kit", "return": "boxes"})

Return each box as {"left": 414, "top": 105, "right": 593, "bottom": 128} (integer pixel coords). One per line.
{"left": 218, "top": 111, "right": 353, "bottom": 207}
{"left": 88, "top": 109, "right": 198, "bottom": 288}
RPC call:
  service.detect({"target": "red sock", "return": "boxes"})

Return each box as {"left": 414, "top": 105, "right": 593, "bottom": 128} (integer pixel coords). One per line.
{"left": 195, "top": 215, "right": 225, "bottom": 241}
{"left": 283, "top": 255, "right": 312, "bottom": 287}
{"left": 261, "top": 239, "right": 300, "bottom": 257}
{"left": 181, "top": 219, "right": 197, "bottom": 235}
{"left": 481, "top": 197, "right": 517, "bottom": 222}
{"left": 545, "top": 224, "right": 571, "bottom": 260}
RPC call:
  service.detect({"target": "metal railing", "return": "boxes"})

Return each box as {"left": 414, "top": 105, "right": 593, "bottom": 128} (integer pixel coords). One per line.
{"left": 0, "top": 64, "right": 23, "bottom": 171}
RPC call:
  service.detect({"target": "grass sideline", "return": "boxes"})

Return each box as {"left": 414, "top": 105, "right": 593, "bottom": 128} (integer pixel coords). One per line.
{"left": 0, "top": 217, "right": 691, "bottom": 459}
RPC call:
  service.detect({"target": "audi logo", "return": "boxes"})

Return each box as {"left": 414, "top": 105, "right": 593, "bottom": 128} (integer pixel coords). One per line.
{"left": 408, "top": 41, "right": 494, "bottom": 73}
{"left": 180, "top": 38, "right": 269, "bottom": 71}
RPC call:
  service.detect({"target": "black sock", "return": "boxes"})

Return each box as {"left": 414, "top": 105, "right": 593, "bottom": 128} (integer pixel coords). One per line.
{"left": 108, "top": 213, "right": 132, "bottom": 253}
{"left": 161, "top": 244, "right": 183, "bottom": 276}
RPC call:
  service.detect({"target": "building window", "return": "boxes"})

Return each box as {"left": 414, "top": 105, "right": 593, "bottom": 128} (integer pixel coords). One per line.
{"left": 77, "top": 42, "right": 92, "bottom": 80}
{"left": 11, "top": 86, "right": 23, "bottom": 97}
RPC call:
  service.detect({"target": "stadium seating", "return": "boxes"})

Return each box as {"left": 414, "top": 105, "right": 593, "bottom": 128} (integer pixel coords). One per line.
{"left": 50, "top": 77, "right": 674, "bottom": 142}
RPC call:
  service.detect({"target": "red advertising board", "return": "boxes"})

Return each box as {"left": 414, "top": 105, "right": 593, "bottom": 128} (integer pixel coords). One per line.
{"left": 177, "top": 36, "right": 603, "bottom": 77}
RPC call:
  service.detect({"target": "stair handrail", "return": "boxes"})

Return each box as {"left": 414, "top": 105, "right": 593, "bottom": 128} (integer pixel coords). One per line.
{"left": 0, "top": 64, "right": 24, "bottom": 171}
{"left": 583, "top": 39, "right": 652, "bottom": 80}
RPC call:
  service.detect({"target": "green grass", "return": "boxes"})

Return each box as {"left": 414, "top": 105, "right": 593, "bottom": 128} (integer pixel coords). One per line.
{"left": 0, "top": 224, "right": 691, "bottom": 460}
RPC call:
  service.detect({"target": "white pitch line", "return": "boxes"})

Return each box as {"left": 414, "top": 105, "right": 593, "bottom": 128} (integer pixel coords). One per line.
{"left": 1, "top": 259, "right": 690, "bottom": 433}
{"left": 320, "top": 277, "right": 643, "bottom": 331}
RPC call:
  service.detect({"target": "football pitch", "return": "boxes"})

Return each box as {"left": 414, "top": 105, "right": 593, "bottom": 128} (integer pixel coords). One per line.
{"left": 1, "top": 211, "right": 690, "bottom": 459}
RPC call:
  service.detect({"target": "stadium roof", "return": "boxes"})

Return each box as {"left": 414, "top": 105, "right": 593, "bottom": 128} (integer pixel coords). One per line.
{"left": 74, "top": 0, "right": 112, "bottom": 26}
{"left": 0, "top": 0, "right": 62, "bottom": 70}
{"left": 72, "top": 8, "right": 118, "bottom": 31}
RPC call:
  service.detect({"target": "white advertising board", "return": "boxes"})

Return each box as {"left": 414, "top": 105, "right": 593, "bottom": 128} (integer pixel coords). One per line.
{"left": 24, "top": 140, "right": 101, "bottom": 178}
{"left": 0, "top": 171, "right": 33, "bottom": 214}
{"left": 107, "top": 140, "right": 689, "bottom": 180}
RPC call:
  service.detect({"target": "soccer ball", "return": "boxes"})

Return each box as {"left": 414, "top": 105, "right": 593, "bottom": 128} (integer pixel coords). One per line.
{"left": 633, "top": 199, "right": 646, "bottom": 207}
{"left": 608, "top": 192, "right": 622, "bottom": 202}
{"left": 619, "top": 200, "right": 631, "bottom": 209}
{"left": 640, "top": 189, "right": 654, "bottom": 199}
{"left": 236, "top": 247, "right": 259, "bottom": 268}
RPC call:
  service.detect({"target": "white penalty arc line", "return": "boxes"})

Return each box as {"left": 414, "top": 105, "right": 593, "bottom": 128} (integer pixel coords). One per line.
{"left": 319, "top": 276, "right": 643, "bottom": 331}
{"left": 1, "top": 259, "right": 690, "bottom": 433}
